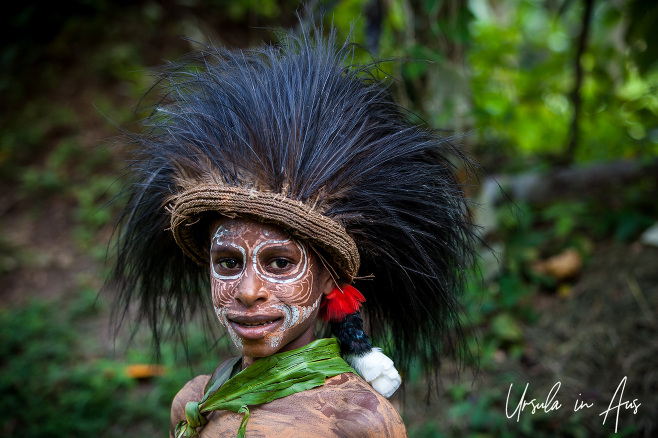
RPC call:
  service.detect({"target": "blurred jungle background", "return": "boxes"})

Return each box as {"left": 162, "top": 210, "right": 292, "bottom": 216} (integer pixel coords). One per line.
{"left": 1, "top": 0, "right": 657, "bottom": 436}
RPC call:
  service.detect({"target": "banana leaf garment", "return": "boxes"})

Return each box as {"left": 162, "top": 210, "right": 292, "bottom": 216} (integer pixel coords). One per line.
{"left": 175, "top": 338, "right": 355, "bottom": 438}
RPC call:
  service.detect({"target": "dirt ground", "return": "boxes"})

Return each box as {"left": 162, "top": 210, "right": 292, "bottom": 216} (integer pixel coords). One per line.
{"left": 400, "top": 240, "right": 658, "bottom": 436}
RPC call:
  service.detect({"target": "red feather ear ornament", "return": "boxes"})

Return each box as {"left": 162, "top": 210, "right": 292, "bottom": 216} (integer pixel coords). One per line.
{"left": 319, "top": 285, "right": 402, "bottom": 398}
{"left": 319, "top": 284, "right": 365, "bottom": 322}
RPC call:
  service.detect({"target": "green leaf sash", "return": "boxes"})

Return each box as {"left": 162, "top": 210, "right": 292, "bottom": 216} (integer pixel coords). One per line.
{"left": 175, "top": 338, "right": 355, "bottom": 438}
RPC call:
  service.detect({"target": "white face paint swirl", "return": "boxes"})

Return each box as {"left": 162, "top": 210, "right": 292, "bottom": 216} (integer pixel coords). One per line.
{"left": 211, "top": 226, "right": 248, "bottom": 280}
{"left": 267, "top": 295, "right": 322, "bottom": 348}
{"left": 215, "top": 306, "right": 243, "bottom": 349}
{"left": 252, "top": 238, "right": 308, "bottom": 284}
{"left": 211, "top": 243, "right": 246, "bottom": 280}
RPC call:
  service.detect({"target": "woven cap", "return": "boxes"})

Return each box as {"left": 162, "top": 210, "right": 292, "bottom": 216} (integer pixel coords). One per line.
{"left": 168, "top": 184, "right": 360, "bottom": 282}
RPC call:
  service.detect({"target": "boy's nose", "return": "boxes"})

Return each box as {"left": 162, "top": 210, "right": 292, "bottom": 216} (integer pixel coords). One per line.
{"left": 234, "top": 267, "right": 269, "bottom": 307}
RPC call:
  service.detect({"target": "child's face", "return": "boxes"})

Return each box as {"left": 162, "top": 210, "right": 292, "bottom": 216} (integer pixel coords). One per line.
{"left": 209, "top": 217, "right": 333, "bottom": 363}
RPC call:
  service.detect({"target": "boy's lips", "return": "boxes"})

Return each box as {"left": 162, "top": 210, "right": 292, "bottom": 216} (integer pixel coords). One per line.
{"left": 228, "top": 313, "right": 284, "bottom": 339}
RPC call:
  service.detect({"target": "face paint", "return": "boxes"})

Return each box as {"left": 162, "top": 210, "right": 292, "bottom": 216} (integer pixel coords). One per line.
{"left": 209, "top": 218, "right": 332, "bottom": 363}
{"left": 252, "top": 238, "right": 308, "bottom": 283}
{"left": 215, "top": 306, "right": 243, "bottom": 349}
{"left": 266, "top": 295, "right": 322, "bottom": 349}
{"left": 211, "top": 244, "right": 246, "bottom": 281}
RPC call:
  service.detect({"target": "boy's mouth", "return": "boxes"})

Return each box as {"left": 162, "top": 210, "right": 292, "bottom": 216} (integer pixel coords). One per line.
{"left": 228, "top": 314, "right": 284, "bottom": 339}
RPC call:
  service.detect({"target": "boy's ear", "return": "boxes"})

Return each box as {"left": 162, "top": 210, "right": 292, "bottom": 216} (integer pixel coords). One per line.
{"left": 321, "top": 269, "right": 337, "bottom": 296}
{"left": 309, "top": 244, "right": 340, "bottom": 296}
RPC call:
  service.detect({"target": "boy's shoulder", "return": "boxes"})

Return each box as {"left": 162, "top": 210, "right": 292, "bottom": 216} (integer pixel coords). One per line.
{"left": 299, "top": 372, "right": 408, "bottom": 437}
{"left": 170, "top": 374, "right": 211, "bottom": 436}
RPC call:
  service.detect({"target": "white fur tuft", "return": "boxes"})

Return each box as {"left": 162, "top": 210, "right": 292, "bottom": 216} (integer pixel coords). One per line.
{"left": 345, "top": 348, "right": 401, "bottom": 398}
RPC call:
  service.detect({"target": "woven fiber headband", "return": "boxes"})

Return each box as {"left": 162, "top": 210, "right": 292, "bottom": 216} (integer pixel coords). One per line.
{"left": 168, "top": 184, "right": 360, "bottom": 282}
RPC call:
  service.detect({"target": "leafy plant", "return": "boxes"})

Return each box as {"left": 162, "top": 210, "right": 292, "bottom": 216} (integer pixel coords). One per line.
{"left": 0, "top": 293, "right": 230, "bottom": 438}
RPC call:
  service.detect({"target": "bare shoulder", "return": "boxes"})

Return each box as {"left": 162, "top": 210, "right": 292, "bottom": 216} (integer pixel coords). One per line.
{"left": 253, "top": 372, "right": 408, "bottom": 437}
{"left": 169, "top": 374, "right": 211, "bottom": 438}
{"left": 323, "top": 372, "right": 407, "bottom": 437}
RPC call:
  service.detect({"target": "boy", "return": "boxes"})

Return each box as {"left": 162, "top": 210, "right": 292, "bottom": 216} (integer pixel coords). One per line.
{"left": 111, "top": 26, "right": 475, "bottom": 437}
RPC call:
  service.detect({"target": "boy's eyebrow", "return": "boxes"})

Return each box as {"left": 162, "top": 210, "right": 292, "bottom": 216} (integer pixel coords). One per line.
{"left": 210, "top": 243, "right": 245, "bottom": 251}
{"left": 259, "top": 244, "right": 298, "bottom": 254}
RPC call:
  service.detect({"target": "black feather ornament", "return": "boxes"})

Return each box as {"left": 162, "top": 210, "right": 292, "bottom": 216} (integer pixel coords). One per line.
{"left": 332, "top": 312, "right": 372, "bottom": 356}
{"left": 108, "top": 25, "right": 478, "bottom": 393}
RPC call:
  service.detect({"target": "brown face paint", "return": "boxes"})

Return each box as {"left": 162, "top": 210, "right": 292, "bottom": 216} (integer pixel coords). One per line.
{"left": 209, "top": 217, "right": 331, "bottom": 365}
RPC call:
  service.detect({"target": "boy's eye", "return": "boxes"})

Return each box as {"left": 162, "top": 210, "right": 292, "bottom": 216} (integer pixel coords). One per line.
{"left": 219, "top": 259, "right": 241, "bottom": 269}
{"left": 268, "top": 259, "right": 290, "bottom": 269}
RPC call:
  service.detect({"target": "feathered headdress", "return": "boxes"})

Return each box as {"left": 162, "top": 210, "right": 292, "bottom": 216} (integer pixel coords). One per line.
{"left": 110, "top": 26, "right": 477, "bottom": 396}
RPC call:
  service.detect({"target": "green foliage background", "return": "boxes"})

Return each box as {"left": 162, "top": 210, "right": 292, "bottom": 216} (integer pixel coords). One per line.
{"left": 1, "top": 0, "right": 656, "bottom": 437}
